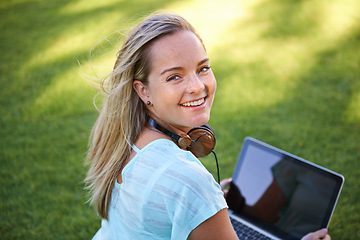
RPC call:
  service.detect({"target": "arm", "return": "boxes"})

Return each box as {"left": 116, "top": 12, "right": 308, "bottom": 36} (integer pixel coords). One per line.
{"left": 188, "top": 208, "right": 238, "bottom": 240}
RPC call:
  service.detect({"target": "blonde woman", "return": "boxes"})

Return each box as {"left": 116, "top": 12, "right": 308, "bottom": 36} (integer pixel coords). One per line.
{"left": 85, "top": 13, "right": 331, "bottom": 240}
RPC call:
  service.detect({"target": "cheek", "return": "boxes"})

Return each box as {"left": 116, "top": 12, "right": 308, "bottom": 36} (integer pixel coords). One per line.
{"left": 152, "top": 87, "right": 179, "bottom": 107}
{"left": 208, "top": 76, "right": 217, "bottom": 94}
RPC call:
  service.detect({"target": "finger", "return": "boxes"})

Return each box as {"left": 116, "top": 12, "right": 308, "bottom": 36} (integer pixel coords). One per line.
{"left": 219, "top": 178, "right": 232, "bottom": 190}
{"left": 323, "top": 234, "right": 331, "bottom": 240}
{"left": 302, "top": 229, "right": 328, "bottom": 240}
{"left": 316, "top": 228, "right": 328, "bottom": 238}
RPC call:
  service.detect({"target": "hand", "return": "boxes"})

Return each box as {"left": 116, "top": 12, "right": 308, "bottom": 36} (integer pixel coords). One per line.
{"left": 220, "top": 178, "right": 232, "bottom": 198}
{"left": 301, "top": 229, "right": 331, "bottom": 240}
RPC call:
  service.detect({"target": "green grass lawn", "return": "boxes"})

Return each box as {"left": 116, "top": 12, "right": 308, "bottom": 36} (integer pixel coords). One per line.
{"left": 1, "top": 0, "right": 359, "bottom": 239}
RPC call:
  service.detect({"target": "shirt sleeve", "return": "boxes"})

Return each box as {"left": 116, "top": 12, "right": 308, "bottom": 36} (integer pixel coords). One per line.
{"left": 147, "top": 151, "right": 228, "bottom": 239}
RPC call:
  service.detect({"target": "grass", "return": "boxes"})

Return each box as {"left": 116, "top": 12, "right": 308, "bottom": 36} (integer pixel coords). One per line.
{"left": 1, "top": 0, "right": 359, "bottom": 239}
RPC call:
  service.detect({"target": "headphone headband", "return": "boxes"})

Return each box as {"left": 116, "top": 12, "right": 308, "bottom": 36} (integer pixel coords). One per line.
{"left": 147, "top": 118, "right": 215, "bottom": 158}
{"left": 148, "top": 118, "right": 181, "bottom": 142}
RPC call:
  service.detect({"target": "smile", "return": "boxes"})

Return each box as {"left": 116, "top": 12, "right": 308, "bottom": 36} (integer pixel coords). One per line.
{"left": 181, "top": 98, "right": 205, "bottom": 107}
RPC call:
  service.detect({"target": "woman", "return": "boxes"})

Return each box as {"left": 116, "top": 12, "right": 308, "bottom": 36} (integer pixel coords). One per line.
{"left": 85, "top": 13, "right": 330, "bottom": 240}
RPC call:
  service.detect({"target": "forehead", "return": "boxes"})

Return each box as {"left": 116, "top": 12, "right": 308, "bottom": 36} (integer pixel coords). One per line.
{"left": 148, "top": 30, "right": 207, "bottom": 71}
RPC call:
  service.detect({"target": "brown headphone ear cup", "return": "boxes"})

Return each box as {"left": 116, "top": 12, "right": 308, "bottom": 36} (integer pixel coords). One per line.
{"left": 187, "top": 126, "right": 216, "bottom": 158}
{"left": 200, "top": 124, "right": 215, "bottom": 136}
{"left": 177, "top": 134, "right": 192, "bottom": 150}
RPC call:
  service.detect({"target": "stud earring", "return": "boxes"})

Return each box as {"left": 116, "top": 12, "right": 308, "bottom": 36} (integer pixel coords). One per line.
{"left": 146, "top": 101, "right": 151, "bottom": 106}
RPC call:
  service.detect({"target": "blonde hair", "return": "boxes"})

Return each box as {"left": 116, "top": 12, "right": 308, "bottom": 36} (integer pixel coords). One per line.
{"left": 85, "top": 13, "right": 202, "bottom": 219}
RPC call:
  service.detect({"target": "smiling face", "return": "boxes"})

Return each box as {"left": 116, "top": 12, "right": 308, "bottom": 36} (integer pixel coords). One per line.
{"left": 133, "top": 30, "right": 217, "bottom": 134}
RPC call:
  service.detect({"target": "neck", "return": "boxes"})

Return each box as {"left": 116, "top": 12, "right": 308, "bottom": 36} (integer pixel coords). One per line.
{"left": 147, "top": 114, "right": 190, "bottom": 134}
{"left": 147, "top": 118, "right": 182, "bottom": 142}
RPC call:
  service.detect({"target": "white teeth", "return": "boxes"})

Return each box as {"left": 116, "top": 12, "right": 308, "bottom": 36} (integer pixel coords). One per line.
{"left": 182, "top": 98, "right": 204, "bottom": 107}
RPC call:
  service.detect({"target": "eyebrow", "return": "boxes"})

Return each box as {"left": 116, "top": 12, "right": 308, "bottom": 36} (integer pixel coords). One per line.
{"left": 160, "top": 58, "right": 210, "bottom": 75}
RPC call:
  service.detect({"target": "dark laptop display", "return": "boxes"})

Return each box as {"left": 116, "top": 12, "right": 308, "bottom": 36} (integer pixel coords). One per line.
{"left": 227, "top": 137, "right": 344, "bottom": 240}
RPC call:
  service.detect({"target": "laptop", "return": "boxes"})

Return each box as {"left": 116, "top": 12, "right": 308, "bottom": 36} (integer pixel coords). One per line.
{"left": 227, "top": 137, "right": 344, "bottom": 240}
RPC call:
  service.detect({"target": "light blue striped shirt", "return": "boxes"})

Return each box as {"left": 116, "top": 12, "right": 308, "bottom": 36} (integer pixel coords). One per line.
{"left": 92, "top": 139, "right": 227, "bottom": 239}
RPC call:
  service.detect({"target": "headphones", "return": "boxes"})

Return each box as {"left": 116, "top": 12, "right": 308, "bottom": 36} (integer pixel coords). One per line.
{"left": 148, "top": 118, "right": 216, "bottom": 158}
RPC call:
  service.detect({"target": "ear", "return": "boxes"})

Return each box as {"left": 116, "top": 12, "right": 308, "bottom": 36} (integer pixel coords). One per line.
{"left": 133, "top": 80, "right": 150, "bottom": 104}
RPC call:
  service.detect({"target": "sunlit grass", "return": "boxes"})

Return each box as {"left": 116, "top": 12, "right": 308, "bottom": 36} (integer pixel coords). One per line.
{"left": 59, "top": 0, "right": 120, "bottom": 15}
{"left": 167, "top": 0, "right": 248, "bottom": 49}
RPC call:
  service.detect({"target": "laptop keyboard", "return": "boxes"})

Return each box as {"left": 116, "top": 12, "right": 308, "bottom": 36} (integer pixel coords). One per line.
{"left": 230, "top": 217, "right": 273, "bottom": 240}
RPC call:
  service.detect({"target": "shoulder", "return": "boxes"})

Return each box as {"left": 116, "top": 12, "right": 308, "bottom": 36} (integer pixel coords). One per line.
{"left": 142, "top": 139, "right": 215, "bottom": 184}
{"left": 141, "top": 139, "right": 225, "bottom": 204}
{"left": 121, "top": 139, "right": 228, "bottom": 238}
{"left": 123, "top": 139, "right": 208, "bottom": 186}
{"left": 136, "top": 138, "right": 197, "bottom": 169}
{"left": 124, "top": 138, "right": 225, "bottom": 207}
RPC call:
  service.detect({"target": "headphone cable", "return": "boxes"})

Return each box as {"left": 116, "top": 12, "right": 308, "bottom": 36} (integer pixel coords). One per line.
{"left": 211, "top": 150, "right": 220, "bottom": 184}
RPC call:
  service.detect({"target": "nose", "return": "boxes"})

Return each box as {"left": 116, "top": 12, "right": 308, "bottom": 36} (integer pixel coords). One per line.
{"left": 187, "top": 74, "right": 205, "bottom": 93}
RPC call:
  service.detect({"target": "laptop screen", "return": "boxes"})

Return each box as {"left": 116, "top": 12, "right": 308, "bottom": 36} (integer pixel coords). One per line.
{"left": 227, "top": 137, "right": 344, "bottom": 239}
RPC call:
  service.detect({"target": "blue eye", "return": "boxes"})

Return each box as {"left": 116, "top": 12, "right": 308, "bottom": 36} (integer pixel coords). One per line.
{"left": 199, "top": 66, "right": 211, "bottom": 73}
{"left": 167, "top": 74, "right": 181, "bottom": 81}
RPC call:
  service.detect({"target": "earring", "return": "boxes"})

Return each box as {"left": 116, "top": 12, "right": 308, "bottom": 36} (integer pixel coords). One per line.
{"left": 146, "top": 101, "right": 151, "bottom": 106}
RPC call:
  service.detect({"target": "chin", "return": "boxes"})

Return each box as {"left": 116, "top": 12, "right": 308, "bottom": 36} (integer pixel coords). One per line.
{"left": 189, "top": 114, "right": 210, "bottom": 128}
